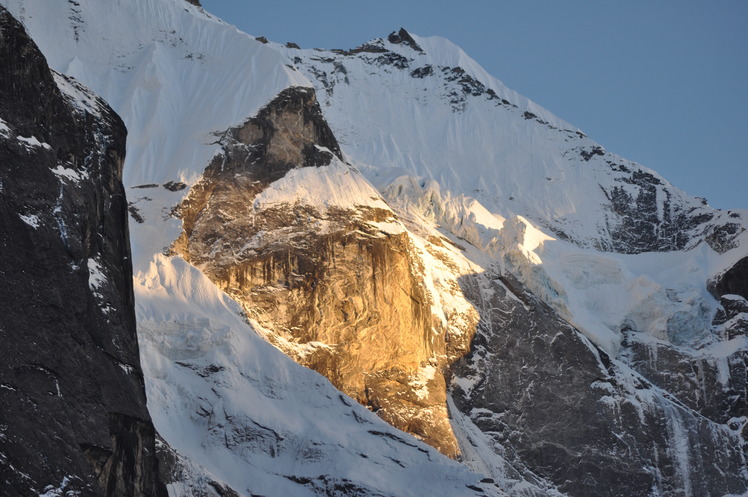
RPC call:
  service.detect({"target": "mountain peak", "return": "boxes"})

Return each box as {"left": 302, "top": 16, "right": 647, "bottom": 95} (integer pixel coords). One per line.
{"left": 387, "top": 27, "right": 422, "bottom": 51}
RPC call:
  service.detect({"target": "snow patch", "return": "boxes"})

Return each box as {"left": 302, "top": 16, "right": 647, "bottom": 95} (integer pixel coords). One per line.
{"left": 51, "top": 165, "right": 87, "bottom": 182}
{"left": 118, "top": 363, "right": 134, "bottom": 375}
{"left": 52, "top": 72, "right": 103, "bottom": 117}
{"left": 17, "top": 134, "right": 51, "bottom": 150}
{"left": 19, "top": 213, "right": 41, "bottom": 228}
{"left": 252, "top": 158, "right": 389, "bottom": 213}
{"left": 382, "top": 176, "right": 506, "bottom": 256}
{"left": 410, "top": 364, "right": 437, "bottom": 401}
{"left": 38, "top": 476, "right": 80, "bottom": 497}
{"left": 87, "top": 257, "right": 106, "bottom": 291}
{"left": 0, "top": 117, "right": 10, "bottom": 136}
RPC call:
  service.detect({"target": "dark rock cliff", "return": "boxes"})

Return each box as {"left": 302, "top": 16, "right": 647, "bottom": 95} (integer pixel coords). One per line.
{"left": 0, "top": 8, "right": 166, "bottom": 496}
{"left": 709, "top": 256, "right": 748, "bottom": 301}
{"left": 452, "top": 271, "right": 747, "bottom": 497}
{"left": 597, "top": 167, "right": 715, "bottom": 253}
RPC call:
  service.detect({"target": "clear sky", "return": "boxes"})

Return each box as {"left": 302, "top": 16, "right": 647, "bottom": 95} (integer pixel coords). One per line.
{"left": 200, "top": 0, "right": 747, "bottom": 210}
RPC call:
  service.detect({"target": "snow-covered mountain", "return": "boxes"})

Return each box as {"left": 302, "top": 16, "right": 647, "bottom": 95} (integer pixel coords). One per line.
{"left": 280, "top": 29, "right": 744, "bottom": 255}
{"left": 1, "top": 0, "right": 746, "bottom": 496}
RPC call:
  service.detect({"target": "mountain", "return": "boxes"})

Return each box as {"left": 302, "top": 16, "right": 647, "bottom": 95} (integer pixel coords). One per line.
{"left": 1, "top": 0, "right": 746, "bottom": 496}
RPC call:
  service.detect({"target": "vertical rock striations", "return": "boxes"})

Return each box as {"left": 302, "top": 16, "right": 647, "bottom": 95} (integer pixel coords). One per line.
{"left": 0, "top": 8, "right": 166, "bottom": 496}
{"left": 174, "top": 87, "right": 478, "bottom": 457}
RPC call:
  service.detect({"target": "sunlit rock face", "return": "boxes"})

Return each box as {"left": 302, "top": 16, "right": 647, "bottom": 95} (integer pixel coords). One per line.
{"left": 0, "top": 7, "right": 165, "bottom": 497}
{"left": 173, "top": 86, "right": 478, "bottom": 457}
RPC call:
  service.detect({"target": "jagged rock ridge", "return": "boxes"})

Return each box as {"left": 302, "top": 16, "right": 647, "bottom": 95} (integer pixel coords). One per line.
{"left": 0, "top": 7, "right": 165, "bottom": 496}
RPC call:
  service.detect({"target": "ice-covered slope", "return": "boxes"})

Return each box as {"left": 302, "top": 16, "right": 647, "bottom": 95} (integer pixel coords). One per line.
{"left": 382, "top": 175, "right": 747, "bottom": 356}
{"left": 281, "top": 30, "right": 744, "bottom": 255}
{"left": 2, "top": 0, "right": 307, "bottom": 185}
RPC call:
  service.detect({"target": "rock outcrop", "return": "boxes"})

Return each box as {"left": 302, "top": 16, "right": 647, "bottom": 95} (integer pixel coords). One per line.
{"left": 709, "top": 256, "right": 748, "bottom": 301}
{"left": 596, "top": 167, "right": 714, "bottom": 253}
{"left": 0, "top": 8, "right": 166, "bottom": 496}
{"left": 173, "top": 87, "right": 478, "bottom": 457}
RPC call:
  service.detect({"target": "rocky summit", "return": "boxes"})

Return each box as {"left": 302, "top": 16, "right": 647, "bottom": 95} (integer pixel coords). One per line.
{"left": 1, "top": 1, "right": 747, "bottom": 496}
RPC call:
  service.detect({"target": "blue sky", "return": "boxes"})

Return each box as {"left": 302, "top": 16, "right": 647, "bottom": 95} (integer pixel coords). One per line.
{"left": 201, "top": 0, "right": 747, "bottom": 210}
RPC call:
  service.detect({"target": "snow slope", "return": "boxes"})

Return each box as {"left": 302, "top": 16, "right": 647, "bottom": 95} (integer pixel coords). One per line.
{"left": 380, "top": 175, "right": 745, "bottom": 357}
{"left": 4, "top": 0, "right": 306, "bottom": 186}
{"left": 137, "top": 254, "right": 501, "bottom": 497}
